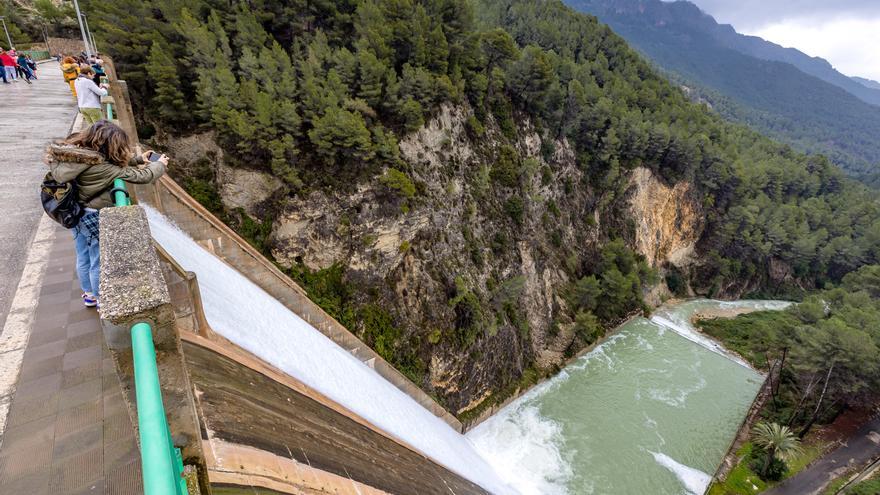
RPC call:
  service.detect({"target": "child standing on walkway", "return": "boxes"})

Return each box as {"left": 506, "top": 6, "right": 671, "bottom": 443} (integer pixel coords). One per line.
{"left": 61, "top": 56, "right": 79, "bottom": 96}
{"left": 74, "top": 66, "right": 108, "bottom": 125}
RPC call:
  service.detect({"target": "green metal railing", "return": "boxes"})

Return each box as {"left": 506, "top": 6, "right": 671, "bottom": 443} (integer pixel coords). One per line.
{"left": 131, "top": 322, "right": 188, "bottom": 495}
{"left": 112, "top": 178, "right": 130, "bottom": 207}
{"left": 113, "top": 184, "right": 188, "bottom": 494}
{"left": 19, "top": 50, "right": 50, "bottom": 61}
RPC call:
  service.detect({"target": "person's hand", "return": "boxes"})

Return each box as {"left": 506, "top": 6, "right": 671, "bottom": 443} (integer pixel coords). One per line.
{"left": 140, "top": 150, "right": 169, "bottom": 165}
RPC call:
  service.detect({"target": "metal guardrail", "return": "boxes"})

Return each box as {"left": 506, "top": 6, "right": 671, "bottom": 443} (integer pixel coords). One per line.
{"left": 131, "top": 322, "right": 188, "bottom": 495}
{"left": 19, "top": 50, "right": 50, "bottom": 61}
{"left": 113, "top": 182, "right": 188, "bottom": 494}
{"left": 111, "top": 178, "right": 130, "bottom": 207}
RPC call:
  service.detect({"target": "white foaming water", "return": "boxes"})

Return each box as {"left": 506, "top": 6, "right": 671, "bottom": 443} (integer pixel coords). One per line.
{"left": 467, "top": 332, "right": 629, "bottom": 494}
{"left": 650, "top": 452, "right": 712, "bottom": 495}
{"left": 470, "top": 303, "right": 773, "bottom": 495}
{"left": 467, "top": 403, "right": 572, "bottom": 495}
{"left": 144, "top": 207, "right": 515, "bottom": 495}
{"left": 650, "top": 314, "right": 750, "bottom": 367}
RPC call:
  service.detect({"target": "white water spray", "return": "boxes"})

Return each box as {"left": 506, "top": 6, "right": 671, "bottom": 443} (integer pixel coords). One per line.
{"left": 650, "top": 451, "right": 712, "bottom": 495}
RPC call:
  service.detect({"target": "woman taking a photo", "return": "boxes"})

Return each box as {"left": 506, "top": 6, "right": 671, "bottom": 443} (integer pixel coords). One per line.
{"left": 45, "top": 121, "right": 168, "bottom": 307}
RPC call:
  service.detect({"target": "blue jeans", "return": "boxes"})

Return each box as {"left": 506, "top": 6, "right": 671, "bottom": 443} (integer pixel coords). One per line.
{"left": 73, "top": 223, "right": 100, "bottom": 298}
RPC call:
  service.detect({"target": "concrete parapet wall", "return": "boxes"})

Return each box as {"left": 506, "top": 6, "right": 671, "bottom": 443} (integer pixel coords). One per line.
{"left": 99, "top": 206, "right": 170, "bottom": 332}
{"left": 132, "top": 176, "right": 462, "bottom": 432}
{"left": 97, "top": 204, "right": 210, "bottom": 494}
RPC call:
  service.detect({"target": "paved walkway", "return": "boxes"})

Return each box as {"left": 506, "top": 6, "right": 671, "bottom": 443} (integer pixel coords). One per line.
{"left": 766, "top": 414, "right": 880, "bottom": 495}
{"left": 0, "top": 63, "right": 142, "bottom": 494}
{"left": 0, "top": 62, "right": 77, "bottom": 333}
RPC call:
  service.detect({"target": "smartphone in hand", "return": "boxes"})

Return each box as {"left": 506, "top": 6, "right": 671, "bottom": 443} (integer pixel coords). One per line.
{"left": 147, "top": 151, "right": 162, "bottom": 162}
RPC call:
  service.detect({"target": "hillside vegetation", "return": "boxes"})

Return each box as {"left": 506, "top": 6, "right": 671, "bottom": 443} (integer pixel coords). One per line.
{"left": 81, "top": 0, "right": 879, "bottom": 414}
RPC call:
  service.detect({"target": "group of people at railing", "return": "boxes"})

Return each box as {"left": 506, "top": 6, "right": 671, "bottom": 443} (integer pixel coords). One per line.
{"left": 61, "top": 53, "right": 109, "bottom": 124}
{"left": 0, "top": 47, "right": 38, "bottom": 84}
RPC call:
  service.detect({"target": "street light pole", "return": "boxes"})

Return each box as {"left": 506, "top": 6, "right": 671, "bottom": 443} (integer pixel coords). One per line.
{"left": 0, "top": 17, "right": 13, "bottom": 50}
{"left": 82, "top": 13, "right": 97, "bottom": 55}
{"left": 71, "top": 0, "right": 91, "bottom": 57}
{"left": 41, "top": 23, "right": 51, "bottom": 56}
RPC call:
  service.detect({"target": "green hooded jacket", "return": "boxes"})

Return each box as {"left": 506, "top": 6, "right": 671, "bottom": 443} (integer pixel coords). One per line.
{"left": 46, "top": 143, "right": 166, "bottom": 209}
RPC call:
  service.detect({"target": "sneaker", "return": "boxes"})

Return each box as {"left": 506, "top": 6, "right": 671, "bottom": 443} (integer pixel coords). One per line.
{"left": 82, "top": 292, "right": 98, "bottom": 307}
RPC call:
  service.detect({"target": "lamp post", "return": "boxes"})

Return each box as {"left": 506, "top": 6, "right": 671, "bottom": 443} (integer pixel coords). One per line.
{"left": 71, "top": 0, "right": 91, "bottom": 57}
{"left": 81, "top": 13, "right": 97, "bottom": 55}
{"left": 41, "top": 23, "right": 51, "bottom": 55}
{"left": 0, "top": 17, "right": 13, "bottom": 50}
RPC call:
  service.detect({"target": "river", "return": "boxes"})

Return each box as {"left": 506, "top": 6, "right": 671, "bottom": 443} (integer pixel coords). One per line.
{"left": 467, "top": 299, "right": 790, "bottom": 495}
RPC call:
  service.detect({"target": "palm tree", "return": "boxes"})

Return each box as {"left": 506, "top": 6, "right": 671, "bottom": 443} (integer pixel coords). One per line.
{"left": 752, "top": 421, "right": 803, "bottom": 477}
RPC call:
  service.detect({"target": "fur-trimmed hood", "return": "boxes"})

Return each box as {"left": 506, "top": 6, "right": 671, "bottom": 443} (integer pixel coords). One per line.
{"left": 45, "top": 143, "right": 107, "bottom": 183}
{"left": 42, "top": 142, "right": 166, "bottom": 210}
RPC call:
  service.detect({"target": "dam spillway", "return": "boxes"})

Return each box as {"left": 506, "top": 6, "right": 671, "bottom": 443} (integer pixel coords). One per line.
{"left": 467, "top": 300, "right": 787, "bottom": 495}
{"left": 144, "top": 206, "right": 515, "bottom": 495}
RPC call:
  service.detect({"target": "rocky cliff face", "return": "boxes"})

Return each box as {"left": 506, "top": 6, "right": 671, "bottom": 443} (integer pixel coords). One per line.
{"left": 162, "top": 103, "right": 707, "bottom": 415}
{"left": 628, "top": 166, "right": 701, "bottom": 269}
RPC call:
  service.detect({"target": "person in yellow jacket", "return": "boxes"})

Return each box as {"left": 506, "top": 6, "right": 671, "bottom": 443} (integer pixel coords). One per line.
{"left": 61, "top": 56, "right": 80, "bottom": 97}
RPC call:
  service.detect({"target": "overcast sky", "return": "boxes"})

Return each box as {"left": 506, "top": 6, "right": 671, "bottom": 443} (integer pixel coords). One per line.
{"left": 683, "top": 0, "right": 880, "bottom": 81}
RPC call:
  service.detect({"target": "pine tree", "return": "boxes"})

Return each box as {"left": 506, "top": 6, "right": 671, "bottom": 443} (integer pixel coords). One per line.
{"left": 146, "top": 41, "right": 188, "bottom": 125}
{"left": 308, "top": 106, "right": 375, "bottom": 166}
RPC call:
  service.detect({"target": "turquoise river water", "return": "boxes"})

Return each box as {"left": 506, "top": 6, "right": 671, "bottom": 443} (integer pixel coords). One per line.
{"left": 467, "top": 299, "right": 789, "bottom": 495}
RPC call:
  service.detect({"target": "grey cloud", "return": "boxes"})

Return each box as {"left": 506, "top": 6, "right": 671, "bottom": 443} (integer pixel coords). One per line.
{"left": 684, "top": 0, "right": 880, "bottom": 29}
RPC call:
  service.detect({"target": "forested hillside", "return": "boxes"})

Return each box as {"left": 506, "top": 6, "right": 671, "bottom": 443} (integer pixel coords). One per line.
{"left": 82, "top": 0, "right": 879, "bottom": 415}
{"left": 566, "top": 0, "right": 880, "bottom": 185}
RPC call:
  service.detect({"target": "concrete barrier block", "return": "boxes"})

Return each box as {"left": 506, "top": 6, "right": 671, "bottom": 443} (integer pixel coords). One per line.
{"left": 98, "top": 205, "right": 172, "bottom": 340}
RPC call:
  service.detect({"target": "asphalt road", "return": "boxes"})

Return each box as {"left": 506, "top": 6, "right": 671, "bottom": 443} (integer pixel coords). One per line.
{"left": 0, "top": 62, "right": 77, "bottom": 331}
{"left": 766, "top": 414, "right": 880, "bottom": 495}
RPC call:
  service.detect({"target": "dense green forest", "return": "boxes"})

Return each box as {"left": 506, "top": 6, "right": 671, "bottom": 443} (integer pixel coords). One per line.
{"left": 0, "top": 0, "right": 83, "bottom": 45}
{"left": 70, "top": 0, "right": 879, "bottom": 409}
{"left": 701, "top": 264, "right": 880, "bottom": 483}
{"left": 476, "top": 0, "right": 880, "bottom": 295}
{"left": 567, "top": 0, "right": 880, "bottom": 186}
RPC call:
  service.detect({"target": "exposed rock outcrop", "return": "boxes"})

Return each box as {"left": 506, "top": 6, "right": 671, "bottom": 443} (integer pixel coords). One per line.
{"left": 218, "top": 164, "right": 282, "bottom": 218}
{"left": 629, "top": 166, "right": 702, "bottom": 268}
{"left": 163, "top": 104, "right": 692, "bottom": 415}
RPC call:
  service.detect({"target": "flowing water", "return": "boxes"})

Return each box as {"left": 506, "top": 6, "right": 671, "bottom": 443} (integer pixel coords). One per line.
{"left": 467, "top": 300, "right": 789, "bottom": 495}
{"left": 145, "top": 205, "right": 788, "bottom": 495}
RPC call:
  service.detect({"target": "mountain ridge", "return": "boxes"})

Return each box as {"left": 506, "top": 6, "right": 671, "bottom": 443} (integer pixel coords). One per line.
{"left": 565, "top": 0, "right": 880, "bottom": 183}
{"left": 571, "top": 0, "right": 880, "bottom": 106}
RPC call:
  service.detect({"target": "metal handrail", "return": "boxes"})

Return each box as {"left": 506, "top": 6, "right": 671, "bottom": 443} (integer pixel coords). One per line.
{"left": 114, "top": 188, "right": 187, "bottom": 493}
{"left": 131, "top": 322, "right": 188, "bottom": 495}
{"left": 112, "top": 178, "right": 130, "bottom": 207}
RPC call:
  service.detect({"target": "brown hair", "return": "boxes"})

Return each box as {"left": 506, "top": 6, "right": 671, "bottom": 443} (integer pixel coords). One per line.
{"left": 79, "top": 65, "right": 94, "bottom": 75}
{"left": 62, "top": 56, "right": 76, "bottom": 64}
{"left": 64, "top": 121, "right": 132, "bottom": 166}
